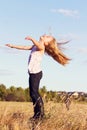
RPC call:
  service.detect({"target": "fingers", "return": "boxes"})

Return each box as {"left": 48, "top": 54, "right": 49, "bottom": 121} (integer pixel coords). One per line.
{"left": 5, "top": 44, "right": 13, "bottom": 48}
{"left": 5, "top": 44, "right": 10, "bottom": 46}
{"left": 5, "top": 44, "right": 10, "bottom": 47}
{"left": 25, "top": 36, "right": 30, "bottom": 40}
{"left": 25, "top": 36, "right": 32, "bottom": 41}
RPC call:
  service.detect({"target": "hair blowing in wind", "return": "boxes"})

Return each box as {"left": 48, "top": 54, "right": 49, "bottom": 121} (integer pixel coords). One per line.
{"left": 45, "top": 37, "right": 71, "bottom": 66}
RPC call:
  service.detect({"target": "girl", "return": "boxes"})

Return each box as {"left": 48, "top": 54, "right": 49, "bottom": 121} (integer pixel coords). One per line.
{"left": 6, "top": 35, "right": 71, "bottom": 120}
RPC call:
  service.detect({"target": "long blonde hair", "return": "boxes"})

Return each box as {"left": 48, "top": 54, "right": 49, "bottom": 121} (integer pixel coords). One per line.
{"left": 45, "top": 37, "right": 71, "bottom": 66}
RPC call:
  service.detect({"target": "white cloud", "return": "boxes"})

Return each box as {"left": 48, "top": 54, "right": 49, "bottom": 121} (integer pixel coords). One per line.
{"left": 58, "top": 33, "right": 79, "bottom": 40}
{"left": 51, "top": 8, "right": 79, "bottom": 18}
{"left": 0, "top": 69, "right": 15, "bottom": 76}
{"left": 78, "top": 48, "right": 87, "bottom": 54}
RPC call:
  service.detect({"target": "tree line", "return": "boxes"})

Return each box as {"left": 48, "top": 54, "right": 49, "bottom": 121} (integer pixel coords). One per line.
{"left": 0, "top": 84, "right": 87, "bottom": 103}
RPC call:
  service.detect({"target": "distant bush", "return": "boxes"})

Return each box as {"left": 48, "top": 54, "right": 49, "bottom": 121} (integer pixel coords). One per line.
{"left": 0, "top": 84, "right": 87, "bottom": 103}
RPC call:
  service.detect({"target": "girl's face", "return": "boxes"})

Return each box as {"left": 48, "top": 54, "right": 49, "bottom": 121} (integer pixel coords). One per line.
{"left": 40, "top": 35, "right": 53, "bottom": 45}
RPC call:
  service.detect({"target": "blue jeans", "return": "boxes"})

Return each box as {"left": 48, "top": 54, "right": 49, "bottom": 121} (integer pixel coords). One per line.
{"left": 29, "top": 71, "right": 43, "bottom": 104}
{"left": 29, "top": 71, "right": 44, "bottom": 118}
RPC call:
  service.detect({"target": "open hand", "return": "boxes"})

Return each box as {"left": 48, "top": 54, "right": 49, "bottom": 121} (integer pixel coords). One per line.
{"left": 25, "top": 36, "right": 33, "bottom": 41}
{"left": 5, "top": 44, "right": 13, "bottom": 48}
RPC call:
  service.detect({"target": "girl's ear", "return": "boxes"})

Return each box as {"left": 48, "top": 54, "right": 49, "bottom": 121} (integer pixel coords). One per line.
{"left": 44, "top": 42, "right": 48, "bottom": 46}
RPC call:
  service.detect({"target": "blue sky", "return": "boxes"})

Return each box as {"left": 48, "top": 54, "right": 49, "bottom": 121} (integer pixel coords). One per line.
{"left": 0, "top": 0, "right": 87, "bottom": 92}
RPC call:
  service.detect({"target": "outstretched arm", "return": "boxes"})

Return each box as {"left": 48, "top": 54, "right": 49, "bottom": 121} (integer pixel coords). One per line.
{"left": 5, "top": 44, "right": 33, "bottom": 50}
{"left": 25, "top": 36, "right": 44, "bottom": 51}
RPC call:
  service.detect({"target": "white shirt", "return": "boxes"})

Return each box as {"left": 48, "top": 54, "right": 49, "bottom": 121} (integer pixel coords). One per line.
{"left": 28, "top": 46, "right": 43, "bottom": 74}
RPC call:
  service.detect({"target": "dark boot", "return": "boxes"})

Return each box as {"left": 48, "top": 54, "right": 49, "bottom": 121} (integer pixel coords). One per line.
{"left": 33, "top": 97, "right": 44, "bottom": 119}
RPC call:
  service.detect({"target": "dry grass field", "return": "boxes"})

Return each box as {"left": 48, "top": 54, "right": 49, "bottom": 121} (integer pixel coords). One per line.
{"left": 0, "top": 101, "right": 87, "bottom": 130}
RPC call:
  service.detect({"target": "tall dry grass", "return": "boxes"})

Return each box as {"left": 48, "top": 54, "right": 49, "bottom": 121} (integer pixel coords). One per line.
{"left": 0, "top": 101, "right": 87, "bottom": 130}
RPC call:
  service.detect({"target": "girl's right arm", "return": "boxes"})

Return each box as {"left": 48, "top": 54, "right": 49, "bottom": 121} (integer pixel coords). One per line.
{"left": 25, "top": 36, "right": 45, "bottom": 51}
{"left": 5, "top": 44, "right": 34, "bottom": 50}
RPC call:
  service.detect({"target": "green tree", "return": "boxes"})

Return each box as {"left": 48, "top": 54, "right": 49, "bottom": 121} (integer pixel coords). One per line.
{"left": 39, "top": 86, "right": 47, "bottom": 97}
{"left": 10, "top": 86, "right": 16, "bottom": 93}
{"left": 15, "top": 87, "right": 26, "bottom": 101}
{"left": 0, "top": 84, "right": 7, "bottom": 101}
{"left": 24, "top": 88, "right": 31, "bottom": 102}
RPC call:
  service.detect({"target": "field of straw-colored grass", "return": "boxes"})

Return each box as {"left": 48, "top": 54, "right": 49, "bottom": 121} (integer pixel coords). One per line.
{"left": 0, "top": 101, "right": 87, "bottom": 130}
